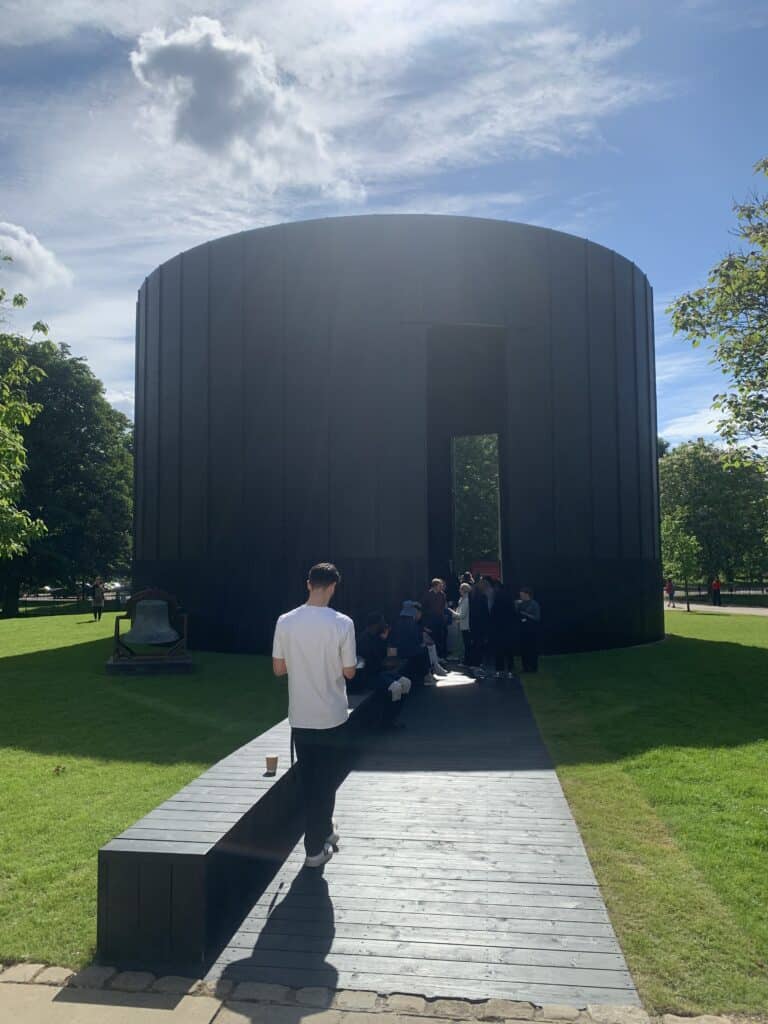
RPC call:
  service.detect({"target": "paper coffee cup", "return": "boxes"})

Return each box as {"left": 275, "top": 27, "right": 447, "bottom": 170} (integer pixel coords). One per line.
{"left": 265, "top": 754, "right": 279, "bottom": 775}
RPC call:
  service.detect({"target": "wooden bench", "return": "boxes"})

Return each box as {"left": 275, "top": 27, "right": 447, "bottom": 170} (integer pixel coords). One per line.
{"left": 97, "top": 692, "right": 377, "bottom": 972}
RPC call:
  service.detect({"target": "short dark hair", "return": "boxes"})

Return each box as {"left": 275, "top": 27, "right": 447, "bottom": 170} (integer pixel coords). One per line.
{"left": 308, "top": 562, "right": 341, "bottom": 588}
{"left": 366, "top": 611, "right": 386, "bottom": 629}
{"left": 520, "top": 585, "right": 534, "bottom": 597}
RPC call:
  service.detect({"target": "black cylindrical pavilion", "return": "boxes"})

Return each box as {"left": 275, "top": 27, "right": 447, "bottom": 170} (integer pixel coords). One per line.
{"left": 133, "top": 215, "right": 662, "bottom": 653}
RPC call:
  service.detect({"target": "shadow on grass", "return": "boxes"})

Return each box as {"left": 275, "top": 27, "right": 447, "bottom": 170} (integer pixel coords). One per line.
{"left": 0, "top": 634, "right": 286, "bottom": 766}
{"left": 530, "top": 632, "right": 768, "bottom": 766}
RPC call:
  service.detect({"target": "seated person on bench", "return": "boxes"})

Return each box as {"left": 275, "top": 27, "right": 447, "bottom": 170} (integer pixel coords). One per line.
{"left": 353, "top": 613, "right": 411, "bottom": 727}
{"left": 387, "top": 601, "right": 436, "bottom": 686}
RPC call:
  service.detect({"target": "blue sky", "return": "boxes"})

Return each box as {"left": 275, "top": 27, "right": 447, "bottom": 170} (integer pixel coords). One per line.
{"left": 1, "top": 0, "right": 766, "bottom": 441}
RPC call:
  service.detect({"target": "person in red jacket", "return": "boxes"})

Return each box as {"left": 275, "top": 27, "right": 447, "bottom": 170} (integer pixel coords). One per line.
{"left": 711, "top": 577, "right": 722, "bottom": 606}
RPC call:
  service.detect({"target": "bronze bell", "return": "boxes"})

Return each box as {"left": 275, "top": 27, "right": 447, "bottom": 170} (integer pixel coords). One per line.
{"left": 123, "top": 599, "right": 180, "bottom": 645}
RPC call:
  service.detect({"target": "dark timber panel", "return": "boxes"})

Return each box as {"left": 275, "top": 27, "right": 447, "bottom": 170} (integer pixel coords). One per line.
{"left": 135, "top": 215, "right": 661, "bottom": 653}
{"left": 178, "top": 244, "right": 209, "bottom": 561}
{"left": 210, "top": 679, "right": 640, "bottom": 1006}
{"left": 613, "top": 254, "right": 641, "bottom": 561}
{"left": 550, "top": 234, "right": 591, "bottom": 563}
{"left": 157, "top": 256, "right": 181, "bottom": 561}
{"left": 587, "top": 244, "right": 620, "bottom": 560}
{"left": 209, "top": 234, "right": 246, "bottom": 565}
{"left": 134, "top": 287, "right": 146, "bottom": 559}
{"left": 143, "top": 270, "right": 160, "bottom": 562}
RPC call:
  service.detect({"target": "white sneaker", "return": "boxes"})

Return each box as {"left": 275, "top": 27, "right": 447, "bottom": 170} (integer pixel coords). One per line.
{"left": 304, "top": 845, "right": 334, "bottom": 868}
{"left": 397, "top": 676, "right": 412, "bottom": 694}
{"left": 424, "top": 673, "right": 437, "bottom": 686}
{"left": 388, "top": 679, "right": 403, "bottom": 701}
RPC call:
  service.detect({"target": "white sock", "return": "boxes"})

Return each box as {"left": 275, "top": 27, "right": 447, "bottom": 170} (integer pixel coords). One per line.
{"left": 388, "top": 679, "right": 403, "bottom": 701}
{"left": 397, "top": 676, "right": 412, "bottom": 694}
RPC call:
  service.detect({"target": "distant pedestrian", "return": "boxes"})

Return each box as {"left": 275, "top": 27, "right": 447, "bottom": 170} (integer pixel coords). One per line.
{"left": 515, "top": 587, "right": 541, "bottom": 673}
{"left": 665, "top": 578, "right": 676, "bottom": 608}
{"left": 711, "top": 577, "right": 722, "bottom": 606}
{"left": 91, "top": 578, "right": 106, "bottom": 621}
{"left": 457, "top": 583, "right": 472, "bottom": 664}
{"left": 272, "top": 562, "right": 357, "bottom": 868}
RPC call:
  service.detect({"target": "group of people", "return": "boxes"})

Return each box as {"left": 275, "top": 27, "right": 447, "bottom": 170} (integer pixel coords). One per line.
{"left": 664, "top": 576, "right": 723, "bottom": 608}
{"left": 272, "top": 561, "right": 542, "bottom": 870}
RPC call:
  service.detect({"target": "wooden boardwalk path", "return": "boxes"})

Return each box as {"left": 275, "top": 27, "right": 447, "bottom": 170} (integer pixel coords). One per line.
{"left": 207, "top": 675, "right": 639, "bottom": 1006}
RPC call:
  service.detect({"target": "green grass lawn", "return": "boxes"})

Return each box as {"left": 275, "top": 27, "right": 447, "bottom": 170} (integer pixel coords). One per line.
{"left": 0, "top": 612, "right": 285, "bottom": 968}
{"left": 525, "top": 611, "right": 768, "bottom": 1014}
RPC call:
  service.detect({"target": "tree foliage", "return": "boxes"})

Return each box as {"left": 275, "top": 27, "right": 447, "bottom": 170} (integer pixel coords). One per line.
{"left": 669, "top": 157, "right": 768, "bottom": 446}
{"left": 0, "top": 260, "right": 47, "bottom": 559}
{"left": 453, "top": 433, "right": 500, "bottom": 572}
{"left": 659, "top": 439, "right": 768, "bottom": 582}
{"left": 661, "top": 513, "right": 702, "bottom": 612}
{"left": 0, "top": 339, "right": 133, "bottom": 615}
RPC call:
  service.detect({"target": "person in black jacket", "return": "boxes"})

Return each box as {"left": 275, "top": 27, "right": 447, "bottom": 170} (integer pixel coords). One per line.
{"left": 490, "top": 583, "right": 517, "bottom": 679}
{"left": 354, "top": 613, "right": 411, "bottom": 727}
{"left": 468, "top": 579, "right": 491, "bottom": 668}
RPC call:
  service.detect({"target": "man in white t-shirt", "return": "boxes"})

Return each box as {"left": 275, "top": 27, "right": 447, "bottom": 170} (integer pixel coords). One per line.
{"left": 272, "top": 562, "right": 357, "bottom": 868}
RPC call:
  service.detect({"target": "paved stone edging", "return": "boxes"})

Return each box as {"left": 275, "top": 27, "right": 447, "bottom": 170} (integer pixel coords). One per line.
{"left": 0, "top": 962, "right": 753, "bottom": 1024}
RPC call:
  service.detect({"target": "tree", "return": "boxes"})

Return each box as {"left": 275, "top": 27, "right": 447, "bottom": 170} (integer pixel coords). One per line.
{"left": 661, "top": 513, "right": 703, "bottom": 612}
{"left": 0, "top": 259, "right": 46, "bottom": 559}
{"left": 453, "top": 433, "right": 500, "bottom": 573}
{"left": 0, "top": 340, "right": 133, "bottom": 616}
{"left": 658, "top": 439, "right": 768, "bottom": 584}
{"left": 669, "top": 157, "right": 768, "bottom": 446}
{"left": 657, "top": 436, "right": 670, "bottom": 459}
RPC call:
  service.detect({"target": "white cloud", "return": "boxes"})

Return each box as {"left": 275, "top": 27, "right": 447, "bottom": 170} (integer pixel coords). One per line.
{"left": 661, "top": 406, "right": 718, "bottom": 442}
{"left": 130, "top": 17, "right": 358, "bottom": 198}
{"left": 0, "top": 222, "right": 73, "bottom": 291}
{"left": 2, "top": 3, "right": 667, "bottom": 417}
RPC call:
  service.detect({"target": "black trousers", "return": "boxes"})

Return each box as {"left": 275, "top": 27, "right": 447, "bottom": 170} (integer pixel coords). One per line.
{"left": 520, "top": 624, "right": 539, "bottom": 672}
{"left": 494, "top": 648, "right": 516, "bottom": 672}
{"left": 93, "top": 606, "right": 104, "bottom": 621}
{"left": 712, "top": 590, "right": 722, "bottom": 606}
{"left": 461, "top": 630, "right": 472, "bottom": 663}
{"left": 403, "top": 648, "right": 431, "bottom": 684}
{"left": 293, "top": 723, "right": 347, "bottom": 856}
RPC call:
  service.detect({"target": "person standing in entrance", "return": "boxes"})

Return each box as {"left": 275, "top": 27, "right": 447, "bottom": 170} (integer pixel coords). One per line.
{"left": 272, "top": 563, "right": 357, "bottom": 868}
{"left": 711, "top": 576, "right": 722, "bottom": 606}
{"left": 515, "top": 586, "right": 541, "bottom": 673}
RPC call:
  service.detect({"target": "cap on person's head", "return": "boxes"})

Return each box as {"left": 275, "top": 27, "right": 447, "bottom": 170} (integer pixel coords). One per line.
{"left": 308, "top": 562, "right": 341, "bottom": 588}
{"left": 400, "top": 600, "right": 420, "bottom": 618}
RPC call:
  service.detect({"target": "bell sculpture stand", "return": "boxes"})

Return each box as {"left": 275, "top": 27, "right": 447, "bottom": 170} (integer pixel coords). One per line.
{"left": 106, "top": 588, "right": 194, "bottom": 675}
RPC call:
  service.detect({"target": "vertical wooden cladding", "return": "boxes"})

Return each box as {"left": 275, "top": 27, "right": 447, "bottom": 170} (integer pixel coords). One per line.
{"left": 549, "top": 234, "right": 591, "bottom": 561}
{"left": 281, "top": 220, "right": 334, "bottom": 562}
{"left": 157, "top": 257, "right": 182, "bottom": 561}
{"left": 587, "top": 244, "right": 620, "bottom": 559}
{"left": 179, "top": 244, "right": 209, "bottom": 560}
{"left": 208, "top": 234, "right": 245, "bottom": 564}
{"left": 503, "top": 225, "right": 554, "bottom": 566}
{"left": 613, "top": 254, "right": 641, "bottom": 559}
{"left": 242, "top": 226, "right": 284, "bottom": 572}
{"left": 633, "top": 267, "right": 654, "bottom": 561}
{"left": 143, "top": 270, "right": 161, "bottom": 562}
{"left": 646, "top": 283, "right": 661, "bottom": 562}
{"left": 134, "top": 288, "right": 146, "bottom": 560}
